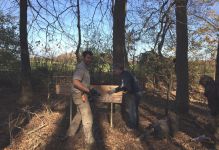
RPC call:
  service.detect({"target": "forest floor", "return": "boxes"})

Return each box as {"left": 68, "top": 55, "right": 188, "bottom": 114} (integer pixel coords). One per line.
{"left": 0, "top": 86, "right": 216, "bottom": 150}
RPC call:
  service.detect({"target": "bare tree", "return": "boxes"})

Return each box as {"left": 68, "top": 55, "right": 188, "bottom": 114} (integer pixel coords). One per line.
{"left": 19, "top": 0, "right": 33, "bottom": 105}
{"left": 153, "top": 0, "right": 175, "bottom": 57}
{"left": 175, "top": 0, "right": 189, "bottom": 114}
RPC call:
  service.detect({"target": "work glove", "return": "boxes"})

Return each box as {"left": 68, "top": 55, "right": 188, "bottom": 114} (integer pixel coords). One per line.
{"left": 88, "top": 88, "right": 101, "bottom": 97}
{"left": 88, "top": 88, "right": 101, "bottom": 102}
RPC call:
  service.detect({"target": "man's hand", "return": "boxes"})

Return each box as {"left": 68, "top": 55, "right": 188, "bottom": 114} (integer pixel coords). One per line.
{"left": 89, "top": 88, "right": 101, "bottom": 96}
{"left": 88, "top": 88, "right": 101, "bottom": 102}
{"left": 82, "top": 94, "right": 87, "bottom": 103}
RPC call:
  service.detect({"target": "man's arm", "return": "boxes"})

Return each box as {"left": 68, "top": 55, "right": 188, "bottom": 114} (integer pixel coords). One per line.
{"left": 73, "top": 64, "right": 90, "bottom": 94}
{"left": 114, "top": 86, "right": 127, "bottom": 93}
{"left": 73, "top": 79, "right": 90, "bottom": 94}
{"left": 108, "top": 79, "right": 128, "bottom": 94}
{"left": 109, "top": 72, "right": 134, "bottom": 94}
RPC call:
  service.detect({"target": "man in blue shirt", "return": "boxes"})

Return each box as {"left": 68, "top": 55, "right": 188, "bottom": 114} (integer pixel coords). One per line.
{"left": 108, "top": 64, "right": 140, "bottom": 129}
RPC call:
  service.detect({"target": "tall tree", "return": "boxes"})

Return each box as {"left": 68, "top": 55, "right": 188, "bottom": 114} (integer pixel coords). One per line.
{"left": 19, "top": 0, "right": 32, "bottom": 105}
{"left": 215, "top": 39, "right": 219, "bottom": 87}
{"left": 75, "top": 0, "right": 81, "bottom": 62}
{"left": 175, "top": 0, "right": 189, "bottom": 114}
{"left": 112, "top": 0, "right": 127, "bottom": 69}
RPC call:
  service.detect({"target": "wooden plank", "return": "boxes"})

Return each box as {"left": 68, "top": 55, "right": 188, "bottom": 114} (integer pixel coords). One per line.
{"left": 55, "top": 84, "right": 123, "bottom": 103}
{"left": 91, "top": 85, "right": 123, "bottom": 103}
{"left": 55, "top": 84, "right": 71, "bottom": 95}
{"left": 96, "top": 94, "right": 122, "bottom": 103}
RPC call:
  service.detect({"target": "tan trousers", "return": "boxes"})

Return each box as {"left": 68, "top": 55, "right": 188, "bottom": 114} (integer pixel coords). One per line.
{"left": 67, "top": 93, "right": 94, "bottom": 144}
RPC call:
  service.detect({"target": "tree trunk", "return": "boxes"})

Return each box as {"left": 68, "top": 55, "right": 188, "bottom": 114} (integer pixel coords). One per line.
{"left": 215, "top": 39, "right": 219, "bottom": 86}
{"left": 113, "top": 0, "right": 127, "bottom": 69}
{"left": 124, "top": 47, "right": 129, "bottom": 69}
{"left": 175, "top": 0, "right": 189, "bottom": 114}
{"left": 19, "top": 0, "right": 33, "bottom": 105}
{"left": 75, "top": 0, "right": 81, "bottom": 63}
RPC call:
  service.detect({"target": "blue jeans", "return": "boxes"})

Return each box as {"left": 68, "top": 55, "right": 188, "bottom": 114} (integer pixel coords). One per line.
{"left": 122, "top": 93, "right": 139, "bottom": 129}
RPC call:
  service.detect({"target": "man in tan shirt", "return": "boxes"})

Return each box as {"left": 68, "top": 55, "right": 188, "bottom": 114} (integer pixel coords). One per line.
{"left": 67, "top": 51, "right": 95, "bottom": 149}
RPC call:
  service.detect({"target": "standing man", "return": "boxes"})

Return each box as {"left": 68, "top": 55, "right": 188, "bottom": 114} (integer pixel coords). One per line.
{"left": 108, "top": 64, "right": 140, "bottom": 130}
{"left": 199, "top": 75, "right": 219, "bottom": 149}
{"left": 67, "top": 50, "right": 95, "bottom": 149}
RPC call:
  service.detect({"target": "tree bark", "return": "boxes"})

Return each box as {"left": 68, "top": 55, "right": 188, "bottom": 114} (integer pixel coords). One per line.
{"left": 215, "top": 39, "right": 219, "bottom": 85}
{"left": 124, "top": 47, "right": 129, "bottom": 69}
{"left": 113, "top": 0, "right": 127, "bottom": 69}
{"left": 19, "top": 0, "right": 33, "bottom": 105}
{"left": 75, "top": 0, "right": 81, "bottom": 63}
{"left": 175, "top": 0, "right": 189, "bottom": 114}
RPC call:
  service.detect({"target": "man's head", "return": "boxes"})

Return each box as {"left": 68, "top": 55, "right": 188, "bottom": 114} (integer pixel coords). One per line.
{"left": 82, "top": 50, "right": 93, "bottom": 65}
{"left": 113, "top": 64, "right": 123, "bottom": 75}
{"left": 199, "top": 75, "right": 214, "bottom": 87}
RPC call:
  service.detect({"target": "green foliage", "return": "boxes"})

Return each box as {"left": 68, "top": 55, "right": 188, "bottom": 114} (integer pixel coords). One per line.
{"left": 31, "top": 58, "right": 75, "bottom": 75}
{"left": 0, "top": 12, "right": 19, "bottom": 54}
{"left": 133, "top": 50, "right": 215, "bottom": 90}
{"left": 30, "top": 59, "right": 75, "bottom": 90}
{"left": 90, "top": 51, "right": 113, "bottom": 84}
{"left": 0, "top": 12, "right": 20, "bottom": 88}
{"left": 0, "top": 12, "right": 19, "bottom": 71}
{"left": 90, "top": 52, "right": 112, "bottom": 72}
{"left": 189, "top": 60, "right": 215, "bottom": 86}
{"left": 0, "top": 51, "right": 19, "bottom": 71}
{"left": 136, "top": 51, "right": 174, "bottom": 85}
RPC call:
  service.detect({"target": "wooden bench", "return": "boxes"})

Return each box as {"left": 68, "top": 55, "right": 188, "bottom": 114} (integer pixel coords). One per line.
{"left": 51, "top": 76, "right": 123, "bottom": 127}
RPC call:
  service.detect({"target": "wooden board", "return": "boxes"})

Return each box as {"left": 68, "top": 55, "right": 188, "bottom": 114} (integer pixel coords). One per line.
{"left": 91, "top": 85, "right": 123, "bottom": 103}
{"left": 55, "top": 84, "right": 122, "bottom": 103}
{"left": 55, "top": 84, "right": 71, "bottom": 95}
{"left": 54, "top": 76, "right": 72, "bottom": 95}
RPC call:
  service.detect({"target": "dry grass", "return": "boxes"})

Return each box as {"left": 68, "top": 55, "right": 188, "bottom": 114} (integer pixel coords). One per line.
{"left": 1, "top": 86, "right": 215, "bottom": 150}
{"left": 4, "top": 106, "right": 65, "bottom": 150}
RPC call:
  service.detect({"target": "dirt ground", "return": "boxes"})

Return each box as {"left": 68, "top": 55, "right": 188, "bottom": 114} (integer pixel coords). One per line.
{"left": 0, "top": 87, "right": 216, "bottom": 150}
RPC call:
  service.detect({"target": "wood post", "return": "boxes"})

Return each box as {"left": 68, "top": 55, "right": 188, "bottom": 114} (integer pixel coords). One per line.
{"left": 110, "top": 103, "right": 114, "bottom": 128}
{"left": 69, "top": 97, "right": 72, "bottom": 125}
